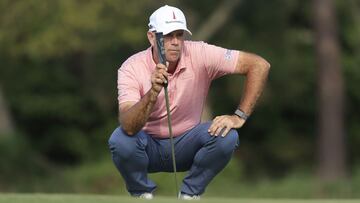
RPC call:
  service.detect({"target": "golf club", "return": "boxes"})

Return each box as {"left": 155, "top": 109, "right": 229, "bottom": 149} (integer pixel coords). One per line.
{"left": 155, "top": 32, "right": 179, "bottom": 197}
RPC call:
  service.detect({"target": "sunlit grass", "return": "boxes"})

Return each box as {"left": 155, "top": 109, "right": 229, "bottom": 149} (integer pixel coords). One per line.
{"left": 0, "top": 194, "right": 360, "bottom": 203}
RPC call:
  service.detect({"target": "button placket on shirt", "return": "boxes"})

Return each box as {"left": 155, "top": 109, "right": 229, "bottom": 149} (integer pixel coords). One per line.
{"left": 170, "top": 70, "right": 182, "bottom": 103}
{"left": 168, "top": 74, "right": 175, "bottom": 103}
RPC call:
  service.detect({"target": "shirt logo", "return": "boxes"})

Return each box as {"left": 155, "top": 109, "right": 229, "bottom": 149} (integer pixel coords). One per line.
{"left": 225, "top": 49, "right": 232, "bottom": 60}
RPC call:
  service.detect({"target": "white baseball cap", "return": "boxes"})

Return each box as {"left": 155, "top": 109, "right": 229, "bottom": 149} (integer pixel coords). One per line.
{"left": 148, "top": 5, "right": 192, "bottom": 35}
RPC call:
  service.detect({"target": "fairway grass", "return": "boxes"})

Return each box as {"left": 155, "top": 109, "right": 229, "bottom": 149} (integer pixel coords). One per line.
{"left": 0, "top": 194, "right": 359, "bottom": 203}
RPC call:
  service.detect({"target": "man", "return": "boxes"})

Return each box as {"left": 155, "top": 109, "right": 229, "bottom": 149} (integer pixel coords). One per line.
{"left": 108, "top": 5, "right": 270, "bottom": 200}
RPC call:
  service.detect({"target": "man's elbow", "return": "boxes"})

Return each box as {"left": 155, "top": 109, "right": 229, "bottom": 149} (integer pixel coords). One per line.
{"left": 250, "top": 57, "right": 270, "bottom": 77}
{"left": 259, "top": 57, "right": 271, "bottom": 72}
{"left": 120, "top": 124, "right": 137, "bottom": 136}
{"left": 124, "top": 129, "right": 136, "bottom": 136}
{"left": 119, "top": 117, "right": 136, "bottom": 136}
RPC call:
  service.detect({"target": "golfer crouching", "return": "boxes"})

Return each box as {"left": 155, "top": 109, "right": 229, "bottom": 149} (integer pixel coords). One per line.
{"left": 108, "top": 5, "right": 270, "bottom": 200}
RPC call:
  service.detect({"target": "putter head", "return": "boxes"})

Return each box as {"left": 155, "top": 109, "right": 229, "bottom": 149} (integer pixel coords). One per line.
{"left": 155, "top": 32, "right": 166, "bottom": 65}
{"left": 155, "top": 32, "right": 168, "bottom": 87}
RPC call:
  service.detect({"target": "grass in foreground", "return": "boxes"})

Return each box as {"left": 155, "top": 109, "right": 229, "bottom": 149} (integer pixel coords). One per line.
{"left": 0, "top": 194, "right": 360, "bottom": 203}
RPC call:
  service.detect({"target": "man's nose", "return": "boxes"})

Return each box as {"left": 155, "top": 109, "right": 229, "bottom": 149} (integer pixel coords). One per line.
{"left": 170, "top": 36, "right": 179, "bottom": 45}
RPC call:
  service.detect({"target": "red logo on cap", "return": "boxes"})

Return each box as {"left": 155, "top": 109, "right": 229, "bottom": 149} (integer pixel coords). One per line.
{"left": 172, "top": 11, "right": 176, "bottom": 19}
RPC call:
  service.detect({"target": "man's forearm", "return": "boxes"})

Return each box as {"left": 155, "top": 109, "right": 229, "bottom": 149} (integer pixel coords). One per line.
{"left": 120, "top": 89, "right": 158, "bottom": 135}
{"left": 238, "top": 60, "right": 270, "bottom": 116}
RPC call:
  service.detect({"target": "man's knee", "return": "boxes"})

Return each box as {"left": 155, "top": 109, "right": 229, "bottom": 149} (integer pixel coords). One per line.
{"left": 108, "top": 127, "right": 142, "bottom": 160}
{"left": 218, "top": 129, "right": 239, "bottom": 156}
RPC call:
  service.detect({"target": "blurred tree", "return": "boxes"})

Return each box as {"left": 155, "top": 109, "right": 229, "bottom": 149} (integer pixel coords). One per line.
{"left": 0, "top": 85, "right": 14, "bottom": 135}
{"left": 313, "top": 0, "right": 347, "bottom": 181}
{"left": 0, "top": 0, "right": 154, "bottom": 164}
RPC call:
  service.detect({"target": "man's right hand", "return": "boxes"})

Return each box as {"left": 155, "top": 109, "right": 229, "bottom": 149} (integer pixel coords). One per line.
{"left": 151, "top": 63, "right": 169, "bottom": 95}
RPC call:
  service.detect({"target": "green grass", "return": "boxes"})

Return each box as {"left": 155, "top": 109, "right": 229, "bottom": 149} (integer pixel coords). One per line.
{"left": 3, "top": 158, "right": 360, "bottom": 199}
{"left": 0, "top": 194, "right": 360, "bottom": 203}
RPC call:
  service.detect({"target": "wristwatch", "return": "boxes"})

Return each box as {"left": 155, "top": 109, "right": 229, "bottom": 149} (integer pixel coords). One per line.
{"left": 234, "top": 109, "right": 249, "bottom": 121}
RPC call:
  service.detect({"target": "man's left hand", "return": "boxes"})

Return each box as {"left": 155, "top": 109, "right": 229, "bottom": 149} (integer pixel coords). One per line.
{"left": 208, "top": 115, "right": 245, "bottom": 137}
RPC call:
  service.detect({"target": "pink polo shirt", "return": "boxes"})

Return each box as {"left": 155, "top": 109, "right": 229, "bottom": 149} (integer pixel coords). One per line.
{"left": 118, "top": 41, "right": 239, "bottom": 138}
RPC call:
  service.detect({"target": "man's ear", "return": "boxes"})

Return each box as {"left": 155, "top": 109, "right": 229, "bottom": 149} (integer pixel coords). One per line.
{"left": 147, "top": 31, "right": 155, "bottom": 47}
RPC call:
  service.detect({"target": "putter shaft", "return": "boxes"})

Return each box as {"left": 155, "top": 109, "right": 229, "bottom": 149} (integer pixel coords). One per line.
{"left": 155, "top": 32, "right": 179, "bottom": 197}
{"left": 164, "top": 86, "right": 179, "bottom": 196}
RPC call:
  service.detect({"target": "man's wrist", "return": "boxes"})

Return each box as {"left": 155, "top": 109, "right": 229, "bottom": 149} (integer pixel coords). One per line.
{"left": 149, "top": 88, "right": 159, "bottom": 102}
{"left": 234, "top": 109, "right": 249, "bottom": 121}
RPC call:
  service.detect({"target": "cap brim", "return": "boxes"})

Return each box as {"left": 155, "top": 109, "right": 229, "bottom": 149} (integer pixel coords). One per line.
{"left": 162, "top": 25, "right": 192, "bottom": 35}
{"left": 184, "top": 29, "right": 192, "bottom": 35}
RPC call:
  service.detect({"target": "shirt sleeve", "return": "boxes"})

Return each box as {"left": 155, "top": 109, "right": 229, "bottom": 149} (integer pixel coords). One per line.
{"left": 200, "top": 42, "right": 239, "bottom": 80}
{"left": 117, "top": 62, "right": 141, "bottom": 105}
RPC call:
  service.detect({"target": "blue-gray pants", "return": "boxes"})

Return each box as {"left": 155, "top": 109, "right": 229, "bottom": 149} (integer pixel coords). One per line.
{"left": 108, "top": 122, "right": 239, "bottom": 196}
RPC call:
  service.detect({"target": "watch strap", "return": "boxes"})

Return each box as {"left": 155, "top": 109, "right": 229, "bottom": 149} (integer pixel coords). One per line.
{"left": 234, "top": 109, "right": 249, "bottom": 121}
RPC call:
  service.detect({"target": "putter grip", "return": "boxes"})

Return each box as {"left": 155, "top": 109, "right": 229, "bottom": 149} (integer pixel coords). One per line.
{"left": 155, "top": 32, "right": 168, "bottom": 87}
